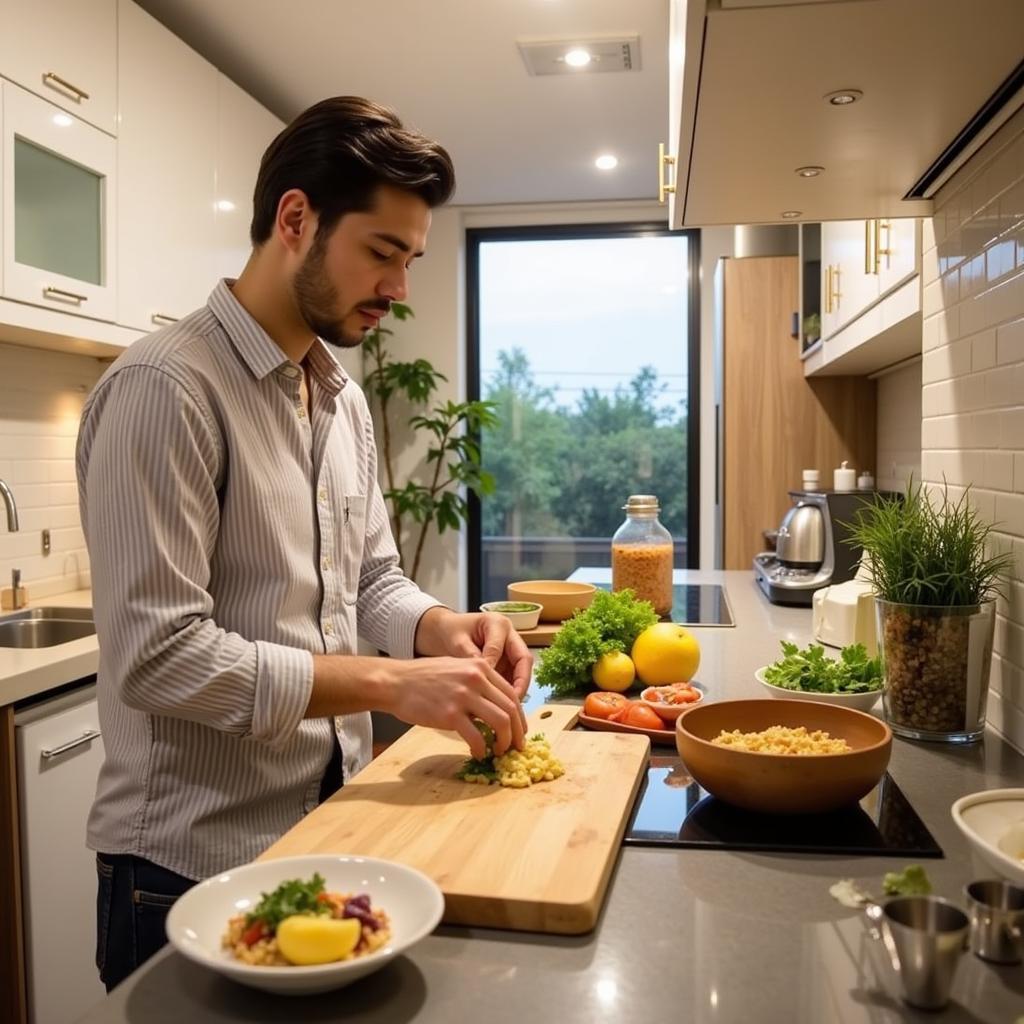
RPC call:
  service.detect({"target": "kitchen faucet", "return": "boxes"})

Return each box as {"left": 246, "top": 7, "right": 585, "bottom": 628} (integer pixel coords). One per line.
{"left": 0, "top": 478, "right": 23, "bottom": 609}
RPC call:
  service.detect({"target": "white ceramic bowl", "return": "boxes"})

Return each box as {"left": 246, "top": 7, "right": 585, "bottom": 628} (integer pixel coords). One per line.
{"left": 754, "top": 666, "right": 883, "bottom": 713}
{"left": 165, "top": 854, "right": 444, "bottom": 995}
{"left": 480, "top": 600, "right": 543, "bottom": 630}
{"left": 640, "top": 681, "right": 706, "bottom": 722}
{"left": 951, "top": 788, "right": 1024, "bottom": 887}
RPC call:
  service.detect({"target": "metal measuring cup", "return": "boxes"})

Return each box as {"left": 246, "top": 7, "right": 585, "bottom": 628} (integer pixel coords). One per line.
{"left": 865, "top": 895, "right": 970, "bottom": 1011}
{"left": 964, "top": 879, "right": 1024, "bottom": 964}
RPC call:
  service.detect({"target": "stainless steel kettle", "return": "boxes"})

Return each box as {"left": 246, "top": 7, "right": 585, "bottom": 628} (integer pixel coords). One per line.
{"left": 775, "top": 502, "right": 824, "bottom": 569}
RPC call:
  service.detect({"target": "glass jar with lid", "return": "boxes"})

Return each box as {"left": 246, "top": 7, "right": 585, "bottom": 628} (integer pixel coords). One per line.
{"left": 611, "top": 494, "right": 674, "bottom": 617}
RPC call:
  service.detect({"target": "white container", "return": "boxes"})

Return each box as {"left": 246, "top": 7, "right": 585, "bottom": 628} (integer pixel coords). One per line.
{"left": 802, "top": 468, "right": 820, "bottom": 490}
{"left": 833, "top": 461, "right": 856, "bottom": 491}
{"left": 812, "top": 579, "right": 878, "bottom": 655}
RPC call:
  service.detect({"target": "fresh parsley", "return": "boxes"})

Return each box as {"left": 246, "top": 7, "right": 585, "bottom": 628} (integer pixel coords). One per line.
{"left": 763, "top": 641, "right": 883, "bottom": 695}
{"left": 882, "top": 865, "right": 932, "bottom": 897}
{"left": 535, "top": 589, "right": 658, "bottom": 697}
{"left": 245, "top": 873, "right": 330, "bottom": 928}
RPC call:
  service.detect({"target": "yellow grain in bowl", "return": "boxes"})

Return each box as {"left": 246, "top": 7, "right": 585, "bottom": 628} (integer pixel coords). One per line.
{"left": 711, "top": 724, "right": 851, "bottom": 755}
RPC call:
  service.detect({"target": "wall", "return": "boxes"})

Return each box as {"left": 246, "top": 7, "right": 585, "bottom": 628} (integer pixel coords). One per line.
{"left": 0, "top": 343, "right": 107, "bottom": 600}
{"left": 875, "top": 358, "right": 923, "bottom": 493}
{"left": 921, "top": 104, "right": 1024, "bottom": 749}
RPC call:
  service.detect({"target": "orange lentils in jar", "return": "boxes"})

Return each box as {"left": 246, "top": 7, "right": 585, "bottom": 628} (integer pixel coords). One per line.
{"left": 611, "top": 495, "right": 674, "bottom": 616}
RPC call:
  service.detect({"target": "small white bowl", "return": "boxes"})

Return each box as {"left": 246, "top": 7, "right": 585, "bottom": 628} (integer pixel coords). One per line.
{"left": 165, "top": 854, "right": 444, "bottom": 995}
{"left": 951, "top": 789, "right": 1024, "bottom": 887}
{"left": 480, "top": 601, "right": 543, "bottom": 630}
{"left": 754, "top": 666, "right": 883, "bottom": 713}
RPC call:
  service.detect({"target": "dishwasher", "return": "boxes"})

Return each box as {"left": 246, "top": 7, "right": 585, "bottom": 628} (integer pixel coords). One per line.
{"left": 15, "top": 679, "right": 105, "bottom": 1024}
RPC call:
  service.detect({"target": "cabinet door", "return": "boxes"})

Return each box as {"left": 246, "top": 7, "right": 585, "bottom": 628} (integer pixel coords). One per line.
{"left": 2, "top": 81, "right": 117, "bottom": 321}
{"left": 15, "top": 687, "right": 105, "bottom": 1024}
{"left": 214, "top": 75, "right": 284, "bottom": 282}
{"left": 116, "top": 0, "right": 217, "bottom": 332}
{"left": 821, "top": 220, "right": 880, "bottom": 339}
{"left": 0, "top": 0, "right": 117, "bottom": 135}
{"left": 875, "top": 217, "right": 919, "bottom": 297}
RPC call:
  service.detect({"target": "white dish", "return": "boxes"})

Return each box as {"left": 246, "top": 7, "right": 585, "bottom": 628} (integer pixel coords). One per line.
{"left": 754, "top": 666, "right": 883, "bottom": 713}
{"left": 165, "top": 854, "right": 444, "bottom": 995}
{"left": 951, "top": 789, "right": 1024, "bottom": 887}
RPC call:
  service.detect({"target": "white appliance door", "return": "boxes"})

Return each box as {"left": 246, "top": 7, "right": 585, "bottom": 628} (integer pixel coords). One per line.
{"left": 15, "top": 683, "right": 106, "bottom": 1024}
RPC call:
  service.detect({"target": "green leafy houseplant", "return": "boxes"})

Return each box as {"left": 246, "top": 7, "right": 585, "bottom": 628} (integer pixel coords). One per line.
{"left": 363, "top": 303, "right": 498, "bottom": 583}
{"left": 844, "top": 479, "right": 1013, "bottom": 741}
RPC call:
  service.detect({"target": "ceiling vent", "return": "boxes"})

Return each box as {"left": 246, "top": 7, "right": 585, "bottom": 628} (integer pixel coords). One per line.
{"left": 517, "top": 35, "right": 640, "bottom": 76}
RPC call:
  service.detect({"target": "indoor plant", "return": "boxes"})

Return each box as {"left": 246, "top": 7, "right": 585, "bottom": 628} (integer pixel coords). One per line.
{"left": 362, "top": 303, "right": 497, "bottom": 583}
{"left": 846, "top": 479, "right": 1013, "bottom": 743}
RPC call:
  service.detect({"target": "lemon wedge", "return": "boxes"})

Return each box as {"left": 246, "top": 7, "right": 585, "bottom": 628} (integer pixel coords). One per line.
{"left": 276, "top": 914, "right": 361, "bottom": 965}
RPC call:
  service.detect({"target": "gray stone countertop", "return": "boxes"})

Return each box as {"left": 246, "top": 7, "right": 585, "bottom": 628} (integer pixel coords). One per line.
{"left": 76, "top": 571, "right": 1024, "bottom": 1024}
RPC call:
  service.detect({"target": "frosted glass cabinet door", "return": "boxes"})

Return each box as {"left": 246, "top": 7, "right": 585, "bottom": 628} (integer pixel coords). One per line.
{"left": 1, "top": 81, "right": 117, "bottom": 321}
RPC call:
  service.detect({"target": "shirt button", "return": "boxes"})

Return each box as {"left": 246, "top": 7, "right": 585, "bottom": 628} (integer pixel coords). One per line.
{"left": 321, "top": 555, "right": 332, "bottom": 571}
{"left": 297, "top": 406, "right": 307, "bottom": 420}
{"left": 323, "top": 620, "right": 334, "bottom": 636}
{"left": 283, "top": 366, "right": 300, "bottom": 378}
{"left": 318, "top": 487, "right": 328, "bottom": 504}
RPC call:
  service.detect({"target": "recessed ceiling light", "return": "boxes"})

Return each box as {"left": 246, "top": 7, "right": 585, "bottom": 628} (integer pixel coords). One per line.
{"left": 52, "top": 113, "right": 73, "bottom": 127}
{"left": 595, "top": 154, "right": 618, "bottom": 170}
{"left": 825, "top": 89, "right": 863, "bottom": 106}
{"left": 781, "top": 210, "right": 802, "bottom": 219}
{"left": 795, "top": 166, "right": 824, "bottom": 177}
{"left": 564, "top": 48, "right": 592, "bottom": 68}
{"left": 215, "top": 199, "right": 236, "bottom": 212}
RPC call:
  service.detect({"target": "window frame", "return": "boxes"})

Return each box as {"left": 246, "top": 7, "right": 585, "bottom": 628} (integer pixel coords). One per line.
{"left": 465, "top": 221, "right": 702, "bottom": 609}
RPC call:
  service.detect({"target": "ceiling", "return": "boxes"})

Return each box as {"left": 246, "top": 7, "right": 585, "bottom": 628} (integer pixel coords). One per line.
{"left": 135, "top": 0, "right": 669, "bottom": 207}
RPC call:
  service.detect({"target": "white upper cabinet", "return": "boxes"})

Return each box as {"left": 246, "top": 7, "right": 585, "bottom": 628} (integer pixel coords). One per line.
{"left": 214, "top": 74, "right": 284, "bottom": 283}
{"left": 116, "top": 0, "right": 218, "bottom": 332}
{"left": 0, "top": 0, "right": 117, "bottom": 135}
{"left": 1, "top": 80, "right": 118, "bottom": 321}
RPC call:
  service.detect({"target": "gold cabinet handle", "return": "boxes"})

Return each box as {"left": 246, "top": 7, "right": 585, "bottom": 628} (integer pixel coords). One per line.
{"left": 42, "top": 71, "right": 90, "bottom": 102}
{"left": 825, "top": 264, "right": 841, "bottom": 312}
{"left": 876, "top": 219, "right": 892, "bottom": 270}
{"left": 151, "top": 313, "right": 179, "bottom": 325}
{"left": 658, "top": 142, "right": 676, "bottom": 205}
{"left": 43, "top": 286, "right": 87, "bottom": 304}
{"left": 865, "top": 220, "right": 877, "bottom": 275}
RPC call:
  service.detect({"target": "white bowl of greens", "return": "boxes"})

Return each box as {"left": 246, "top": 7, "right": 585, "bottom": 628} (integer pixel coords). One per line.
{"left": 755, "top": 641, "right": 884, "bottom": 712}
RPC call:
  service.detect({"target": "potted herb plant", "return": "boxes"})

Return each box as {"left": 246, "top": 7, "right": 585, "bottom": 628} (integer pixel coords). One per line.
{"left": 846, "top": 480, "right": 1013, "bottom": 743}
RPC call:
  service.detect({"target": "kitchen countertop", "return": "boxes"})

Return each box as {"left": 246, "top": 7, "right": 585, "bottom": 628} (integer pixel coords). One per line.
{"left": 76, "top": 571, "right": 1024, "bottom": 1024}
{"left": 0, "top": 588, "right": 97, "bottom": 704}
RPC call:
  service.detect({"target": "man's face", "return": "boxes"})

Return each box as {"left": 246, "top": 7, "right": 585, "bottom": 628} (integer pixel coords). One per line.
{"left": 292, "top": 184, "right": 432, "bottom": 348}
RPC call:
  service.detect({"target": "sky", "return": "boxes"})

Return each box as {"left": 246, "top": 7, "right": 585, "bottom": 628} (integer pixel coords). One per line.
{"left": 478, "top": 234, "right": 691, "bottom": 417}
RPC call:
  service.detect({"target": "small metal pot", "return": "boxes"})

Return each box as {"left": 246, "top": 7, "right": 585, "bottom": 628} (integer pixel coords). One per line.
{"left": 775, "top": 502, "right": 824, "bottom": 569}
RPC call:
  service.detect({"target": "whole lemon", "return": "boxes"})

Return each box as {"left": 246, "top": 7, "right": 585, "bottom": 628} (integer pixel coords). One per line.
{"left": 591, "top": 651, "right": 636, "bottom": 692}
{"left": 631, "top": 623, "right": 700, "bottom": 684}
{"left": 276, "top": 914, "right": 361, "bottom": 965}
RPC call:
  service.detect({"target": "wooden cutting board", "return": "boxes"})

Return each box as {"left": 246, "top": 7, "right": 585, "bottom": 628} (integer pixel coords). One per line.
{"left": 516, "top": 622, "right": 562, "bottom": 647}
{"left": 259, "top": 704, "right": 649, "bottom": 935}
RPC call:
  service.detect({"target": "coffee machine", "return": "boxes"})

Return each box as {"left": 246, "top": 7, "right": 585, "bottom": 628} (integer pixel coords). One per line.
{"left": 754, "top": 490, "right": 882, "bottom": 606}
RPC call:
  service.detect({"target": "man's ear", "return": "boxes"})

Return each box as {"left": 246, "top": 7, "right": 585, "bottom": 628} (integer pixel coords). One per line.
{"left": 275, "top": 189, "right": 317, "bottom": 255}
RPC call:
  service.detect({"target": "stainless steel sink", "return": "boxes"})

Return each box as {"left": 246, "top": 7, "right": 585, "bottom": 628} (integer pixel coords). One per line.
{"left": 0, "top": 607, "right": 96, "bottom": 648}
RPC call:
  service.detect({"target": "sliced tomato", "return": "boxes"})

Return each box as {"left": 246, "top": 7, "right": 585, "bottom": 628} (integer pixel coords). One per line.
{"left": 623, "top": 703, "right": 666, "bottom": 730}
{"left": 241, "top": 919, "right": 268, "bottom": 946}
{"left": 583, "top": 691, "right": 628, "bottom": 720}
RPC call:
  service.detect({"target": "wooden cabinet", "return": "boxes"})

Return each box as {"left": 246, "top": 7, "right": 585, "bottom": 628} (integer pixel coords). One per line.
{"left": 808, "top": 218, "right": 922, "bottom": 377}
{"left": 0, "top": 0, "right": 117, "bottom": 135}
{"left": 214, "top": 74, "right": 284, "bottom": 282}
{"left": 116, "top": 0, "right": 218, "bottom": 331}
{"left": 715, "top": 256, "right": 875, "bottom": 570}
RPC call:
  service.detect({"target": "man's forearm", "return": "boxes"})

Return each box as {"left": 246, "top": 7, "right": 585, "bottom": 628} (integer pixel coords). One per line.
{"left": 305, "top": 654, "right": 398, "bottom": 719}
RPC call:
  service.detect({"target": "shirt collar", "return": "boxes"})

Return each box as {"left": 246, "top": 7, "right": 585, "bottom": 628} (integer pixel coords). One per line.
{"left": 207, "top": 279, "right": 348, "bottom": 396}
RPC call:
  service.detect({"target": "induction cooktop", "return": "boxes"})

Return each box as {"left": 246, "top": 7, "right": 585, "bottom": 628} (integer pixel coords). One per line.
{"left": 595, "top": 583, "right": 735, "bottom": 627}
{"left": 622, "top": 756, "right": 943, "bottom": 857}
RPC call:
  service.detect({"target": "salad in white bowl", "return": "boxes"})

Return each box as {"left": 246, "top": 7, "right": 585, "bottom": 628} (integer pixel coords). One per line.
{"left": 755, "top": 641, "right": 884, "bottom": 712}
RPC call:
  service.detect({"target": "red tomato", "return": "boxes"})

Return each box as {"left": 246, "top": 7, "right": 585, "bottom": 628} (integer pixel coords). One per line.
{"left": 623, "top": 703, "right": 666, "bottom": 730}
{"left": 583, "top": 691, "right": 628, "bottom": 720}
{"left": 241, "top": 919, "right": 268, "bottom": 946}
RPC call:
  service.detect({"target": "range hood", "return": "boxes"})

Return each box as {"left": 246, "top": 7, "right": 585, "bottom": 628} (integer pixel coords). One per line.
{"left": 667, "top": 0, "right": 1024, "bottom": 227}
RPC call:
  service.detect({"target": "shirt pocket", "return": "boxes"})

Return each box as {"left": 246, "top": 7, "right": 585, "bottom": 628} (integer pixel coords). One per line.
{"left": 341, "top": 493, "right": 368, "bottom": 605}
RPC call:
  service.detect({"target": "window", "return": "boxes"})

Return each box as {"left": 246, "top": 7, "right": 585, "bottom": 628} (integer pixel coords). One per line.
{"left": 467, "top": 223, "right": 700, "bottom": 606}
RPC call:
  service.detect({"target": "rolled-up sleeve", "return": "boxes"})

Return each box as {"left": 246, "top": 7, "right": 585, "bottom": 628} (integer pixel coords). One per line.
{"left": 78, "top": 364, "right": 312, "bottom": 748}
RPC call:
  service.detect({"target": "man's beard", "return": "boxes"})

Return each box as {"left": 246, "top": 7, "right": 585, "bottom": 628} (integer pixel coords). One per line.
{"left": 292, "top": 232, "right": 365, "bottom": 348}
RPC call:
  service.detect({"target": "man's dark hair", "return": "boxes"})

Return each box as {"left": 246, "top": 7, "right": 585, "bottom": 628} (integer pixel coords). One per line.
{"left": 250, "top": 96, "right": 455, "bottom": 245}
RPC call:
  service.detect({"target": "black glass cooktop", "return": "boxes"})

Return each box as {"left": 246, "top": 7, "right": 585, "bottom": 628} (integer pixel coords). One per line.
{"left": 623, "top": 757, "right": 943, "bottom": 857}
{"left": 595, "top": 583, "right": 735, "bottom": 627}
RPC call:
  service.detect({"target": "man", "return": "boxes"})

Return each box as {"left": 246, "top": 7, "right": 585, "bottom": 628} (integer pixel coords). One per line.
{"left": 78, "top": 96, "right": 532, "bottom": 990}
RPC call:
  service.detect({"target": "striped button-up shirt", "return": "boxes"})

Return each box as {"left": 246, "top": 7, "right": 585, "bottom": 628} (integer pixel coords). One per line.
{"left": 77, "top": 280, "right": 440, "bottom": 880}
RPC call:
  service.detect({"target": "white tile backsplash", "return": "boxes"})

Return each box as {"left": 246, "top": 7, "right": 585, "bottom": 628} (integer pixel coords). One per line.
{"left": 875, "top": 359, "right": 922, "bottom": 493}
{"left": 0, "top": 341, "right": 106, "bottom": 599}
{"left": 923, "top": 103, "right": 1024, "bottom": 751}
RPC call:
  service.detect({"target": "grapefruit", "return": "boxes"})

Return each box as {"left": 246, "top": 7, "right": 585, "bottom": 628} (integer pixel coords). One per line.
{"left": 631, "top": 624, "right": 701, "bottom": 684}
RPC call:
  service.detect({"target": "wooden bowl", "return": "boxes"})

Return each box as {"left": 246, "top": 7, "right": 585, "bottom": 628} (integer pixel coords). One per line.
{"left": 674, "top": 698, "right": 892, "bottom": 815}
{"left": 506, "top": 581, "right": 596, "bottom": 623}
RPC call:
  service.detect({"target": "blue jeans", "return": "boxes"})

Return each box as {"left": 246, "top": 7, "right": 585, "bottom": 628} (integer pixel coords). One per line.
{"left": 94, "top": 853, "right": 196, "bottom": 991}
